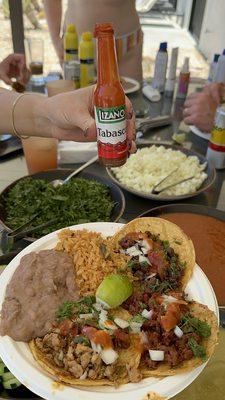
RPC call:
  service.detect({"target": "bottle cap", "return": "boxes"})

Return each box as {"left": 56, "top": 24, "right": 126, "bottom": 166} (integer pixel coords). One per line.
{"left": 79, "top": 31, "right": 94, "bottom": 60}
{"left": 159, "top": 42, "right": 167, "bottom": 52}
{"left": 67, "top": 24, "right": 76, "bottom": 33}
{"left": 81, "top": 32, "right": 93, "bottom": 41}
{"left": 214, "top": 54, "right": 220, "bottom": 62}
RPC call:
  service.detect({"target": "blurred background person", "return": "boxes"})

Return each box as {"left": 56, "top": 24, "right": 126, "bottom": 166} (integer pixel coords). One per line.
{"left": 183, "top": 83, "right": 225, "bottom": 132}
{"left": 43, "top": 0, "right": 143, "bottom": 82}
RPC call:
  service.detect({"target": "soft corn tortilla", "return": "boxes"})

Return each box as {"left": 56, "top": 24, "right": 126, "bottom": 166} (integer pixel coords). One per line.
{"left": 29, "top": 308, "right": 141, "bottom": 387}
{"left": 141, "top": 301, "right": 219, "bottom": 378}
{"left": 29, "top": 302, "right": 218, "bottom": 386}
{"left": 111, "top": 217, "right": 196, "bottom": 289}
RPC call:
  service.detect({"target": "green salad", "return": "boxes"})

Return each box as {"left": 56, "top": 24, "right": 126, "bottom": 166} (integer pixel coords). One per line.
{"left": 5, "top": 177, "right": 115, "bottom": 237}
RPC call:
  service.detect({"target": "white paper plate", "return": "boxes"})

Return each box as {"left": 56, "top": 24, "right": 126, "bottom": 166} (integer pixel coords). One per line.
{"left": 122, "top": 76, "right": 141, "bottom": 94}
{"left": 190, "top": 125, "right": 211, "bottom": 140}
{"left": 0, "top": 222, "right": 219, "bottom": 400}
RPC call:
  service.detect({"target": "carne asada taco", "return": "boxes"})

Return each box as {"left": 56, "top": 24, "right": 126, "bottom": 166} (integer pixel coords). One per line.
{"left": 111, "top": 217, "right": 195, "bottom": 292}
{"left": 29, "top": 284, "right": 218, "bottom": 386}
{"left": 140, "top": 299, "right": 218, "bottom": 377}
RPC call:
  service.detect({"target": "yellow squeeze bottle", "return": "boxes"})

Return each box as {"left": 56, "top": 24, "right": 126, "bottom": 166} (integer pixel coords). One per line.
{"left": 64, "top": 24, "right": 78, "bottom": 62}
{"left": 79, "top": 32, "right": 95, "bottom": 87}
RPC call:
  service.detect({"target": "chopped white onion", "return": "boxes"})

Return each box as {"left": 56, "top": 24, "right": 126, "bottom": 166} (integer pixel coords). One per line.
{"left": 140, "top": 331, "right": 149, "bottom": 345}
{"left": 99, "top": 309, "right": 108, "bottom": 322}
{"left": 93, "top": 302, "right": 103, "bottom": 311}
{"left": 79, "top": 313, "right": 93, "bottom": 320}
{"left": 114, "top": 318, "right": 129, "bottom": 329}
{"left": 141, "top": 309, "right": 154, "bottom": 320}
{"left": 145, "top": 273, "right": 156, "bottom": 281}
{"left": 126, "top": 246, "right": 142, "bottom": 257}
{"left": 96, "top": 297, "right": 110, "bottom": 309}
{"left": 79, "top": 370, "right": 88, "bottom": 380}
{"left": 130, "top": 321, "right": 142, "bottom": 333}
{"left": 174, "top": 325, "right": 183, "bottom": 338}
{"left": 142, "top": 239, "right": 152, "bottom": 251}
{"left": 162, "top": 295, "right": 178, "bottom": 305}
{"left": 149, "top": 350, "right": 164, "bottom": 361}
{"left": 139, "top": 255, "right": 150, "bottom": 265}
{"left": 100, "top": 348, "right": 119, "bottom": 365}
{"left": 91, "top": 341, "right": 102, "bottom": 354}
{"left": 141, "top": 247, "right": 148, "bottom": 255}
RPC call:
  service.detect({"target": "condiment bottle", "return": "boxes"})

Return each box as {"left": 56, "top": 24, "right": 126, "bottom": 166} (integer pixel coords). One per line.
{"left": 79, "top": 31, "right": 95, "bottom": 88}
{"left": 94, "top": 23, "right": 127, "bottom": 167}
{"left": 64, "top": 24, "right": 78, "bottom": 62}
{"left": 176, "top": 57, "right": 190, "bottom": 99}
{"left": 152, "top": 42, "right": 168, "bottom": 93}
{"left": 207, "top": 53, "right": 220, "bottom": 84}
{"left": 214, "top": 49, "right": 225, "bottom": 83}
{"left": 206, "top": 104, "right": 225, "bottom": 169}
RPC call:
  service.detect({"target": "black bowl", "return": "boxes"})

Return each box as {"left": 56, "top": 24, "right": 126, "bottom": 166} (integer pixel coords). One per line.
{"left": 0, "top": 169, "right": 125, "bottom": 240}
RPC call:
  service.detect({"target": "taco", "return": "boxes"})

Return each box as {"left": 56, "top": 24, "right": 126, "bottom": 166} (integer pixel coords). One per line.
{"left": 29, "top": 295, "right": 142, "bottom": 386}
{"left": 139, "top": 298, "right": 218, "bottom": 377}
{"left": 110, "top": 217, "right": 195, "bottom": 293}
{"left": 29, "top": 290, "right": 218, "bottom": 386}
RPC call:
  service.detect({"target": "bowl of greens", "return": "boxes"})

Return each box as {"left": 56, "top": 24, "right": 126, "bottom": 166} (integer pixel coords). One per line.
{"left": 0, "top": 170, "right": 125, "bottom": 240}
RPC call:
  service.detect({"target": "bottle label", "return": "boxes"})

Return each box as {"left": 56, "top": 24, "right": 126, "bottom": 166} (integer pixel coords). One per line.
{"left": 94, "top": 105, "right": 126, "bottom": 145}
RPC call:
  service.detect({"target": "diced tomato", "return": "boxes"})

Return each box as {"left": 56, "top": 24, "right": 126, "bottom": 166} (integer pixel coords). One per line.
{"left": 82, "top": 326, "right": 98, "bottom": 340}
{"left": 147, "top": 250, "right": 168, "bottom": 279}
{"left": 92, "top": 330, "right": 112, "bottom": 349}
{"left": 161, "top": 303, "right": 181, "bottom": 331}
{"left": 59, "top": 319, "right": 74, "bottom": 336}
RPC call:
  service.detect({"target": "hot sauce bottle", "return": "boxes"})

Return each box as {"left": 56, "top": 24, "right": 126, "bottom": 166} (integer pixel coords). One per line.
{"left": 94, "top": 23, "right": 128, "bottom": 167}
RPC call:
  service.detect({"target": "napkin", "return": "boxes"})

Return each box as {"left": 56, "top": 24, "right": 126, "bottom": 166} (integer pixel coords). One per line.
{"left": 58, "top": 141, "right": 97, "bottom": 164}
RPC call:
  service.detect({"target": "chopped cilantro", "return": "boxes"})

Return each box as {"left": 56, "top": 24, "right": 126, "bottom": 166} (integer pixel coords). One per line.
{"left": 126, "top": 259, "right": 138, "bottom": 269}
{"left": 74, "top": 335, "right": 90, "bottom": 346}
{"left": 5, "top": 177, "right": 115, "bottom": 237}
{"left": 57, "top": 296, "right": 95, "bottom": 320}
{"left": 130, "top": 314, "right": 146, "bottom": 323}
{"left": 181, "top": 314, "right": 211, "bottom": 338}
{"left": 188, "top": 338, "right": 207, "bottom": 361}
{"left": 56, "top": 301, "right": 75, "bottom": 320}
{"left": 149, "top": 279, "right": 174, "bottom": 294}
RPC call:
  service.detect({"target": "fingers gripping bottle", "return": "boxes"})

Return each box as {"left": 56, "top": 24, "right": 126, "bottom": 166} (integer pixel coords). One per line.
{"left": 94, "top": 23, "right": 128, "bottom": 167}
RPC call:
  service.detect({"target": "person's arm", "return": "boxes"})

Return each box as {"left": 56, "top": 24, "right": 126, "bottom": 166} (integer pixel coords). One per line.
{"left": 0, "top": 87, "right": 136, "bottom": 152}
{"left": 43, "top": 0, "right": 63, "bottom": 64}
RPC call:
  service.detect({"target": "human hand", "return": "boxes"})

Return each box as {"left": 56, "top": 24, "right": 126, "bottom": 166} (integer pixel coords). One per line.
{"left": 203, "top": 82, "right": 225, "bottom": 104}
{"left": 0, "top": 53, "right": 30, "bottom": 85}
{"left": 38, "top": 85, "right": 136, "bottom": 152}
{"left": 183, "top": 92, "right": 217, "bottom": 132}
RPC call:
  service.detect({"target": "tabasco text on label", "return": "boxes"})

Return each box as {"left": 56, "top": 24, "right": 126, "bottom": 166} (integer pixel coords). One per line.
{"left": 95, "top": 105, "right": 126, "bottom": 145}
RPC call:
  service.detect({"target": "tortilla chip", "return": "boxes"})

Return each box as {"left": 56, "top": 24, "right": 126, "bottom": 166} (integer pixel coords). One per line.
{"left": 141, "top": 301, "right": 218, "bottom": 378}
{"left": 111, "top": 217, "right": 195, "bottom": 289}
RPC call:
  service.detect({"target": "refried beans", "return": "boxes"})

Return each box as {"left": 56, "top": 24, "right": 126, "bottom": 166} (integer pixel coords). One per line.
{"left": 0, "top": 250, "right": 78, "bottom": 342}
{"left": 160, "top": 213, "right": 225, "bottom": 305}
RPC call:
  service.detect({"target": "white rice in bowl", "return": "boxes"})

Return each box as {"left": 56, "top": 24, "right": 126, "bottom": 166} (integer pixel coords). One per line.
{"left": 111, "top": 145, "right": 207, "bottom": 196}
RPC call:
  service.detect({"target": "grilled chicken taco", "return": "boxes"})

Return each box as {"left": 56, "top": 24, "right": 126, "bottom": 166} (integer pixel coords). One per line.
{"left": 29, "top": 273, "right": 218, "bottom": 386}
{"left": 110, "top": 217, "right": 195, "bottom": 293}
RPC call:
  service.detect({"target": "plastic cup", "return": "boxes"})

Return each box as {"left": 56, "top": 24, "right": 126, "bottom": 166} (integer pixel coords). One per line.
{"left": 46, "top": 80, "right": 75, "bottom": 97}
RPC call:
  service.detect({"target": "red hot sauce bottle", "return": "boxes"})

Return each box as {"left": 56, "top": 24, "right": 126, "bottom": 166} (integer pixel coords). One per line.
{"left": 94, "top": 23, "right": 128, "bottom": 167}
